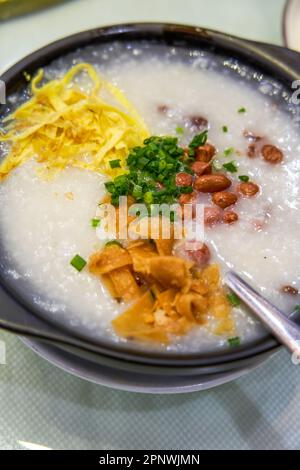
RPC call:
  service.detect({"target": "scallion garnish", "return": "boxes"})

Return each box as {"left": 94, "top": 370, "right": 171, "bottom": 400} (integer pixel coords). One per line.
{"left": 223, "top": 161, "right": 238, "bottom": 173}
{"left": 239, "top": 175, "right": 250, "bottom": 183}
{"left": 70, "top": 255, "right": 87, "bottom": 272}
{"left": 238, "top": 107, "right": 246, "bottom": 114}
{"left": 180, "top": 186, "right": 193, "bottom": 194}
{"left": 189, "top": 130, "right": 208, "bottom": 150}
{"left": 176, "top": 126, "right": 184, "bottom": 135}
{"left": 224, "top": 147, "right": 235, "bottom": 157}
{"left": 227, "top": 293, "right": 241, "bottom": 307}
{"left": 104, "top": 136, "right": 189, "bottom": 207}
{"left": 144, "top": 191, "right": 154, "bottom": 205}
{"left": 228, "top": 337, "right": 241, "bottom": 347}
{"left": 109, "top": 159, "right": 121, "bottom": 169}
{"left": 132, "top": 184, "right": 143, "bottom": 199}
{"left": 222, "top": 126, "right": 228, "bottom": 133}
{"left": 293, "top": 305, "right": 300, "bottom": 316}
{"left": 91, "top": 218, "right": 100, "bottom": 228}
{"left": 170, "top": 211, "right": 177, "bottom": 222}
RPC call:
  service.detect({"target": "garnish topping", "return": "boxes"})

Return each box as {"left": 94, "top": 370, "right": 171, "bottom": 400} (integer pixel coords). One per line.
{"left": 70, "top": 255, "right": 87, "bottom": 272}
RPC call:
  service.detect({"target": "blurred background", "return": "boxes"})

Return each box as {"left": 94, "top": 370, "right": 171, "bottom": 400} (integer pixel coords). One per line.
{"left": 0, "top": 0, "right": 293, "bottom": 74}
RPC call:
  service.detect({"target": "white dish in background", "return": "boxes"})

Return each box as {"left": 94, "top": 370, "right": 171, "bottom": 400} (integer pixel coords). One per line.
{"left": 283, "top": 0, "right": 300, "bottom": 51}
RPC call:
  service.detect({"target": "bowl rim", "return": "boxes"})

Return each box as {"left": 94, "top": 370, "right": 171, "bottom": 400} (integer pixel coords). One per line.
{"left": 1, "top": 22, "right": 299, "bottom": 367}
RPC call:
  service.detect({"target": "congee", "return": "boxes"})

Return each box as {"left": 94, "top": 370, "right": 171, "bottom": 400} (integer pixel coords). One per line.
{"left": 0, "top": 42, "right": 299, "bottom": 352}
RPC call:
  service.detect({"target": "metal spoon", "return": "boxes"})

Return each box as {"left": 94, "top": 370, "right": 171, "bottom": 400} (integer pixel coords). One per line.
{"left": 225, "top": 271, "right": 300, "bottom": 359}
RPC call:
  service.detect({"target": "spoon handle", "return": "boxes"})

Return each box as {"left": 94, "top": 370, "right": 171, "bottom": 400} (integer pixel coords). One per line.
{"left": 225, "top": 271, "right": 300, "bottom": 359}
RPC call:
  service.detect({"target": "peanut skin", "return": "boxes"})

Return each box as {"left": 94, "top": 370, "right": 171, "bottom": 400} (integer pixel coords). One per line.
{"left": 237, "top": 182, "right": 259, "bottom": 197}
{"left": 195, "top": 144, "right": 216, "bottom": 163}
{"left": 188, "top": 243, "right": 211, "bottom": 266}
{"left": 223, "top": 211, "right": 239, "bottom": 224}
{"left": 262, "top": 145, "right": 283, "bottom": 164}
{"left": 191, "top": 161, "right": 212, "bottom": 176}
{"left": 204, "top": 206, "right": 223, "bottom": 226}
{"left": 176, "top": 172, "right": 193, "bottom": 187}
{"left": 212, "top": 191, "right": 238, "bottom": 209}
{"left": 194, "top": 174, "right": 231, "bottom": 193}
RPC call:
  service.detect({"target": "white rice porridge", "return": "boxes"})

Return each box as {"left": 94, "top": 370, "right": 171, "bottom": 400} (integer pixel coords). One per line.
{"left": 0, "top": 43, "right": 299, "bottom": 352}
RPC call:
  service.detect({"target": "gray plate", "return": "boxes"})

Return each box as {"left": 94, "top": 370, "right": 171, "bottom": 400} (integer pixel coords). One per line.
{"left": 20, "top": 337, "right": 277, "bottom": 394}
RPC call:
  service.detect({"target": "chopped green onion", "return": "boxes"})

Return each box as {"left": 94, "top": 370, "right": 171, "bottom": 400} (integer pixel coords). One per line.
{"left": 228, "top": 337, "right": 241, "bottom": 347}
{"left": 238, "top": 107, "right": 246, "bottom": 114}
{"left": 239, "top": 175, "right": 250, "bottom": 183}
{"left": 170, "top": 211, "right": 177, "bottom": 222}
{"left": 180, "top": 186, "right": 193, "bottom": 194}
{"left": 70, "top": 255, "right": 87, "bottom": 272}
{"left": 91, "top": 218, "right": 100, "bottom": 228}
{"left": 189, "top": 130, "right": 208, "bottom": 150}
{"left": 144, "top": 191, "right": 154, "bottom": 205}
{"left": 222, "top": 126, "right": 228, "bottom": 133}
{"left": 104, "top": 134, "right": 204, "bottom": 207}
{"left": 176, "top": 126, "right": 184, "bottom": 135}
{"left": 293, "top": 305, "right": 300, "bottom": 315}
{"left": 227, "top": 293, "right": 241, "bottom": 307}
{"left": 104, "top": 181, "right": 115, "bottom": 192}
{"left": 223, "top": 161, "right": 238, "bottom": 173}
{"left": 109, "top": 159, "right": 121, "bottom": 169}
{"left": 132, "top": 184, "right": 143, "bottom": 200}
{"left": 105, "top": 240, "right": 122, "bottom": 248}
{"left": 224, "top": 147, "right": 235, "bottom": 157}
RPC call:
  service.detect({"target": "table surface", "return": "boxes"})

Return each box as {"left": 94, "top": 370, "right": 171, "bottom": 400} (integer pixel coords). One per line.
{"left": 1, "top": 0, "right": 300, "bottom": 451}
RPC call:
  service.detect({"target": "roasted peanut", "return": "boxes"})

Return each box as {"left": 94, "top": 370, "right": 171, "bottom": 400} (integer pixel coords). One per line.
{"left": 189, "top": 115, "right": 208, "bottom": 129}
{"left": 195, "top": 143, "right": 216, "bottom": 162}
{"left": 262, "top": 145, "right": 283, "bottom": 164}
{"left": 188, "top": 243, "right": 211, "bottom": 266}
{"left": 179, "top": 191, "right": 197, "bottom": 205}
{"left": 157, "top": 104, "right": 169, "bottom": 114}
{"left": 223, "top": 211, "right": 239, "bottom": 224}
{"left": 194, "top": 174, "right": 231, "bottom": 193}
{"left": 191, "top": 161, "right": 212, "bottom": 176}
{"left": 212, "top": 191, "right": 238, "bottom": 209}
{"left": 247, "top": 144, "right": 258, "bottom": 158}
{"left": 175, "top": 172, "right": 193, "bottom": 187}
{"left": 281, "top": 285, "right": 299, "bottom": 296}
{"left": 204, "top": 206, "right": 223, "bottom": 226}
{"left": 237, "top": 182, "right": 260, "bottom": 197}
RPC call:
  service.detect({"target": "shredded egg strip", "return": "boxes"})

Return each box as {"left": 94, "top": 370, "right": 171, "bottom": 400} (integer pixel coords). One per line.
{"left": 0, "top": 63, "right": 149, "bottom": 180}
